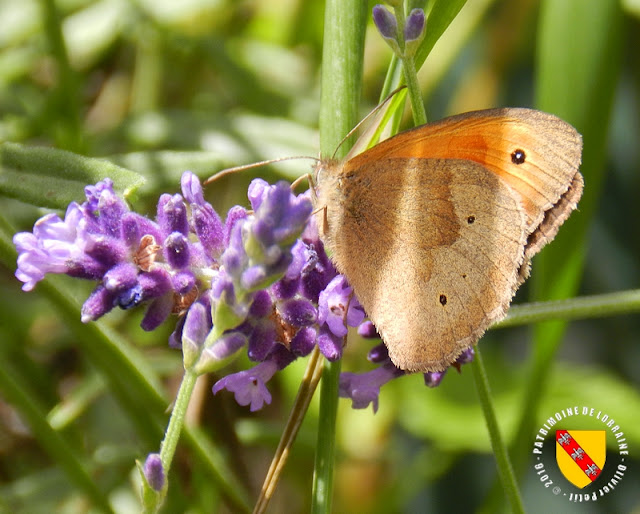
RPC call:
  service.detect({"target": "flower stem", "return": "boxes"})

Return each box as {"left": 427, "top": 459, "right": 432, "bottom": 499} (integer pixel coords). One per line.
{"left": 402, "top": 54, "right": 427, "bottom": 125}
{"left": 313, "top": 0, "right": 366, "bottom": 511}
{"left": 392, "top": 3, "right": 427, "bottom": 125}
{"left": 159, "top": 369, "right": 198, "bottom": 470}
{"left": 143, "top": 368, "right": 198, "bottom": 512}
{"left": 471, "top": 348, "right": 525, "bottom": 514}
{"left": 494, "top": 289, "right": 640, "bottom": 329}
{"left": 311, "top": 356, "right": 342, "bottom": 514}
{"left": 318, "top": 2, "right": 367, "bottom": 158}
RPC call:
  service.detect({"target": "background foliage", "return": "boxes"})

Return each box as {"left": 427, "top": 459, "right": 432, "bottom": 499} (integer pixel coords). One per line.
{"left": 0, "top": 0, "right": 639, "bottom": 512}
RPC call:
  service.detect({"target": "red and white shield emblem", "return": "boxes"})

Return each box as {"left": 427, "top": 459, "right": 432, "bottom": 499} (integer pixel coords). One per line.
{"left": 556, "top": 429, "right": 606, "bottom": 488}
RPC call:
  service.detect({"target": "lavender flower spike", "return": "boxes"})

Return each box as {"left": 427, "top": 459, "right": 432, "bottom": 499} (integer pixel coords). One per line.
{"left": 186, "top": 179, "right": 312, "bottom": 376}
{"left": 14, "top": 174, "right": 219, "bottom": 334}
{"left": 207, "top": 180, "right": 312, "bottom": 336}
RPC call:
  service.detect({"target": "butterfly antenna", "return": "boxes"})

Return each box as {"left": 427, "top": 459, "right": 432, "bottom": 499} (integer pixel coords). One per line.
{"left": 204, "top": 156, "right": 320, "bottom": 185}
{"left": 290, "top": 173, "right": 312, "bottom": 191}
{"left": 331, "top": 85, "right": 407, "bottom": 160}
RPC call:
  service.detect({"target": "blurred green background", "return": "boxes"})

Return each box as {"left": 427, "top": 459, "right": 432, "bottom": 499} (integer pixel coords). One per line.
{"left": 0, "top": 0, "right": 639, "bottom": 512}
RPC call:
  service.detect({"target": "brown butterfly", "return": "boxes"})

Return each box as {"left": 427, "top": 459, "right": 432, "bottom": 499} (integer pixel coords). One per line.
{"left": 313, "top": 108, "right": 583, "bottom": 372}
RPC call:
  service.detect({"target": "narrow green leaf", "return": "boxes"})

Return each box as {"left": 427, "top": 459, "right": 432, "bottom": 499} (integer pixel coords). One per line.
{"left": 415, "top": 0, "right": 469, "bottom": 69}
{"left": 0, "top": 142, "right": 145, "bottom": 209}
{"left": 313, "top": 1, "right": 367, "bottom": 512}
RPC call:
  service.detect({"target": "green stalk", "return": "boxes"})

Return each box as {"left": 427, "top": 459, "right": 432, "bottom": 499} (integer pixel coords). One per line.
{"left": 471, "top": 349, "right": 525, "bottom": 514}
{"left": 311, "top": 358, "right": 343, "bottom": 514}
{"left": 401, "top": 54, "right": 427, "bottom": 125}
{"left": 142, "top": 369, "right": 198, "bottom": 513}
{"left": 312, "top": 1, "right": 366, "bottom": 512}
{"left": 159, "top": 370, "right": 198, "bottom": 476}
{"left": 392, "top": 3, "right": 427, "bottom": 125}
{"left": 494, "top": 290, "right": 640, "bottom": 329}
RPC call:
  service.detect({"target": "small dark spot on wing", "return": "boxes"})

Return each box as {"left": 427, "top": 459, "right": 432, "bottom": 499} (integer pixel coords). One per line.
{"left": 511, "top": 149, "right": 526, "bottom": 164}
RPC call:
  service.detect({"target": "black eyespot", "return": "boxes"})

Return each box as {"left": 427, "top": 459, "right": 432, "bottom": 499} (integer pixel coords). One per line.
{"left": 467, "top": 215, "right": 475, "bottom": 224}
{"left": 462, "top": 274, "right": 467, "bottom": 279}
{"left": 439, "top": 294, "right": 447, "bottom": 306}
{"left": 511, "top": 149, "right": 526, "bottom": 164}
